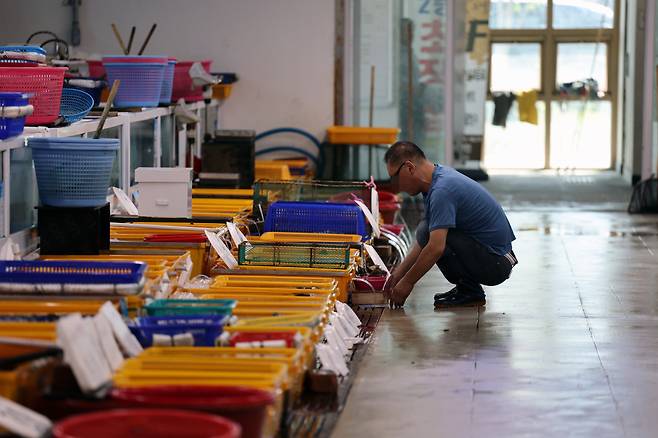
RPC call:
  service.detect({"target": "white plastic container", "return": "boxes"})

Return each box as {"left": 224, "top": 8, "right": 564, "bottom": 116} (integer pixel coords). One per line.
{"left": 134, "top": 167, "right": 192, "bottom": 218}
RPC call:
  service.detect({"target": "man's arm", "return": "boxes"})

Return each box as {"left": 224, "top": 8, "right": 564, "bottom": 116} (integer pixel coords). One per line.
{"left": 389, "top": 228, "right": 448, "bottom": 307}
{"left": 384, "top": 242, "right": 421, "bottom": 290}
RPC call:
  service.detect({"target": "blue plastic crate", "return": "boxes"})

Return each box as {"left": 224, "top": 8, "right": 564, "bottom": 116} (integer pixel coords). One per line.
{"left": 264, "top": 201, "right": 369, "bottom": 240}
{"left": 130, "top": 315, "right": 227, "bottom": 347}
{"left": 0, "top": 92, "right": 29, "bottom": 140}
{"left": 28, "top": 137, "right": 119, "bottom": 207}
{"left": 0, "top": 45, "right": 45, "bottom": 65}
{"left": 0, "top": 260, "right": 146, "bottom": 284}
{"left": 145, "top": 299, "right": 237, "bottom": 317}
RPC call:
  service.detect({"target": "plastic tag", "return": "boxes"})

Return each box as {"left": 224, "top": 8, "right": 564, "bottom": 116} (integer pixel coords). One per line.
{"left": 99, "top": 302, "right": 143, "bottom": 357}
{"left": 354, "top": 199, "right": 380, "bottom": 238}
{"left": 111, "top": 187, "right": 138, "bottom": 216}
{"left": 325, "top": 326, "right": 348, "bottom": 357}
{"left": 334, "top": 311, "right": 359, "bottom": 338}
{"left": 324, "top": 333, "right": 350, "bottom": 375}
{"left": 316, "top": 344, "right": 339, "bottom": 374}
{"left": 93, "top": 313, "right": 125, "bottom": 372}
{"left": 57, "top": 314, "right": 112, "bottom": 393}
{"left": 0, "top": 396, "right": 52, "bottom": 438}
{"left": 335, "top": 301, "right": 362, "bottom": 329}
{"left": 371, "top": 187, "right": 380, "bottom": 226}
{"left": 364, "top": 243, "right": 390, "bottom": 274}
{"left": 227, "top": 222, "right": 247, "bottom": 247}
{"left": 205, "top": 230, "right": 238, "bottom": 269}
{"left": 330, "top": 313, "right": 354, "bottom": 348}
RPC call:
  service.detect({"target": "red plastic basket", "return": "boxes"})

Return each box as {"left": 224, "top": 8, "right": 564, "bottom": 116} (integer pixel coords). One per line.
{"left": 172, "top": 60, "right": 212, "bottom": 102}
{"left": 354, "top": 274, "right": 388, "bottom": 291}
{"left": 111, "top": 386, "right": 274, "bottom": 438}
{"left": 87, "top": 60, "right": 105, "bottom": 78}
{"left": 52, "top": 408, "right": 241, "bottom": 438}
{"left": 0, "top": 66, "right": 67, "bottom": 125}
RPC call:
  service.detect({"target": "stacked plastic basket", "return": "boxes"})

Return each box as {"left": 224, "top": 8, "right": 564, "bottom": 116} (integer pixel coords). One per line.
{"left": 0, "top": 45, "right": 67, "bottom": 126}
{"left": 102, "top": 56, "right": 168, "bottom": 107}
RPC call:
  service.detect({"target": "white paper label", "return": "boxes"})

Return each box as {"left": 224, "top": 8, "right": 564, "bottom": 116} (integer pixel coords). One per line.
{"left": 226, "top": 222, "right": 247, "bottom": 247}
{"left": 205, "top": 230, "right": 238, "bottom": 269}
{"left": 93, "top": 313, "right": 125, "bottom": 372}
{"left": 371, "top": 187, "right": 380, "bottom": 226}
{"left": 0, "top": 396, "right": 53, "bottom": 438}
{"left": 112, "top": 187, "right": 139, "bottom": 216}
{"left": 336, "top": 301, "right": 362, "bottom": 328}
{"left": 364, "top": 243, "right": 390, "bottom": 274}
{"left": 99, "top": 301, "right": 143, "bottom": 357}
{"left": 354, "top": 199, "right": 380, "bottom": 238}
{"left": 57, "top": 314, "right": 112, "bottom": 393}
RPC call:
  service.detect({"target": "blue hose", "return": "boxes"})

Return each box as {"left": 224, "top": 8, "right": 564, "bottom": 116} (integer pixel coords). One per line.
{"left": 255, "top": 127, "right": 322, "bottom": 153}
{"left": 255, "top": 127, "right": 324, "bottom": 176}
{"left": 255, "top": 146, "right": 321, "bottom": 169}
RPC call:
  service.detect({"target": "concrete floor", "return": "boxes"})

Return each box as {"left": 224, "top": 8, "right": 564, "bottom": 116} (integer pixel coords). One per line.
{"left": 333, "top": 173, "right": 658, "bottom": 437}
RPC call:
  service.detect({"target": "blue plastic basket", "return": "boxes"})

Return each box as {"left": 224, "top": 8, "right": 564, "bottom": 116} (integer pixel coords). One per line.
{"left": 64, "top": 78, "right": 105, "bottom": 108}
{"left": 60, "top": 88, "right": 94, "bottom": 124}
{"left": 159, "top": 60, "right": 176, "bottom": 104}
{"left": 264, "top": 201, "right": 369, "bottom": 240}
{"left": 0, "top": 45, "right": 45, "bottom": 66}
{"left": 130, "top": 315, "right": 227, "bottom": 347}
{"left": 0, "top": 260, "right": 146, "bottom": 284}
{"left": 0, "top": 92, "right": 29, "bottom": 140}
{"left": 103, "top": 59, "right": 166, "bottom": 107}
{"left": 144, "top": 299, "right": 237, "bottom": 317}
{"left": 28, "top": 137, "right": 119, "bottom": 207}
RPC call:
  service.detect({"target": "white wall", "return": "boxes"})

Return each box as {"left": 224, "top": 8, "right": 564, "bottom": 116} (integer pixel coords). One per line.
{"left": 0, "top": 0, "right": 335, "bottom": 154}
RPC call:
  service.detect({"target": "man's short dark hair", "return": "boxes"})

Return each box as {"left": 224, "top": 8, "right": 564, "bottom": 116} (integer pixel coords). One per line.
{"left": 384, "top": 141, "right": 426, "bottom": 166}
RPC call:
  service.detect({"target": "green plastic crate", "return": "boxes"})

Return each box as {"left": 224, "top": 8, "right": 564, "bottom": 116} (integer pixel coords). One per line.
{"left": 145, "top": 299, "right": 237, "bottom": 317}
{"left": 238, "top": 241, "right": 351, "bottom": 269}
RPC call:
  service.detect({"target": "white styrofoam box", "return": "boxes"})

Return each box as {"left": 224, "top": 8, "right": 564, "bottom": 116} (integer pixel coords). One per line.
{"left": 135, "top": 167, "right": 192, "bottom": 218}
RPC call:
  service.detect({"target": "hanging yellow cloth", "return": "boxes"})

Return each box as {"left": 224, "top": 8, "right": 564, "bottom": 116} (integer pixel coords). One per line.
{"left": 517, "top": 90, "right": 538, "bottom": 125}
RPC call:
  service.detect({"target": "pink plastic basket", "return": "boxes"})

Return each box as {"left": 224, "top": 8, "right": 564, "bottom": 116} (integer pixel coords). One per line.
{"left": 172, "top": 60, "right": 212, "bottom": 102}
{"left": 0, "top": 66, "right": 67, "bottom": 125}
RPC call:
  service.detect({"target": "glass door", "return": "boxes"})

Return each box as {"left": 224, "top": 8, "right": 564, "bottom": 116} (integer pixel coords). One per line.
{"left": 483, "top": 0, "right": 617, "bottom": 170}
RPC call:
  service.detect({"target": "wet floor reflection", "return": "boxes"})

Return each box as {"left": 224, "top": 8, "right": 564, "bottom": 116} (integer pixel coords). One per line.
{"left": 334, "top": 212, "right": 658, "bottom": 437}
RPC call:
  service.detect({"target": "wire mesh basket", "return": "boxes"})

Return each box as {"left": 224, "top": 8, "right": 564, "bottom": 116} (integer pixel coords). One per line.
{"left": 59, "top": 88, "right": 94, "bottom": 124}
{"left": 253, "top": 179, "right": 373, "bottom": 218}
{"left": 238, "top": 241, "right": 351, "bottom": 269}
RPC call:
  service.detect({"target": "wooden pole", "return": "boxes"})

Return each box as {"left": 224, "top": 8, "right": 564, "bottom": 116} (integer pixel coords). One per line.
{"left": 369, "top": 65, "right": 376, "bottom": 127}
{"left": 406, "top": 21, "right": 414, "bottom": 141}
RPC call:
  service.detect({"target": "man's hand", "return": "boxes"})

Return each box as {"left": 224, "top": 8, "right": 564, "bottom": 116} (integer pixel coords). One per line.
{"left": 384, "top": 272, "right": 400, "bottom": 291}
{"left": 389, "top": 279, "right": 414, "bottom": 309}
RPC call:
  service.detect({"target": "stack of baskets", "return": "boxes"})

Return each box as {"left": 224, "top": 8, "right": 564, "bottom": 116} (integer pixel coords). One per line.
{"left": 0, "top": 45, "right": 67, "bottom": 126}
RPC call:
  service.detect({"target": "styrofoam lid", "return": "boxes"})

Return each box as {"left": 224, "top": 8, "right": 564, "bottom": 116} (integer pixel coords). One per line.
{"left": 135, "top": 167, "right": 193, "bottom": 183}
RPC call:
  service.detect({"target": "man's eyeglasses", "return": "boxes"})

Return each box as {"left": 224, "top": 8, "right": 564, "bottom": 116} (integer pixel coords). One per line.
{"left": 390, "top": 160, "right": 409, "bottom": 185}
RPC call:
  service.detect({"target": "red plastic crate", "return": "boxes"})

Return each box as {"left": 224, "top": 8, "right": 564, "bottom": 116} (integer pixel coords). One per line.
{"left": 171, "top": 60, "right": 212, "bottom": 102}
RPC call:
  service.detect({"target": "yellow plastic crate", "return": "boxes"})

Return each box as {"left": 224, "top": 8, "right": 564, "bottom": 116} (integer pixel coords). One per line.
{"left": 192, "top": 188, "right": 253, "bottom": 198}
{"left": 327, "top": 126, "right": 400, "bottom": 145}
{"left": 255, "top": 161, "right": 293, "bottom": 181}
{"left": 256, "top": 232, "right": 362, "bottom": 243}
{"left": 230, "top": 265, "right": 355, "bottom": 302}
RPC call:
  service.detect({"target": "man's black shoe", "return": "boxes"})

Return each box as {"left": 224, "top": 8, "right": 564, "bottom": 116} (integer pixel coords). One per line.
{"left": 434, "top": 291, "right": 486, "bottom": 309}
{"left": 433, "top": 286, "right": 459, "bottom": 302}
